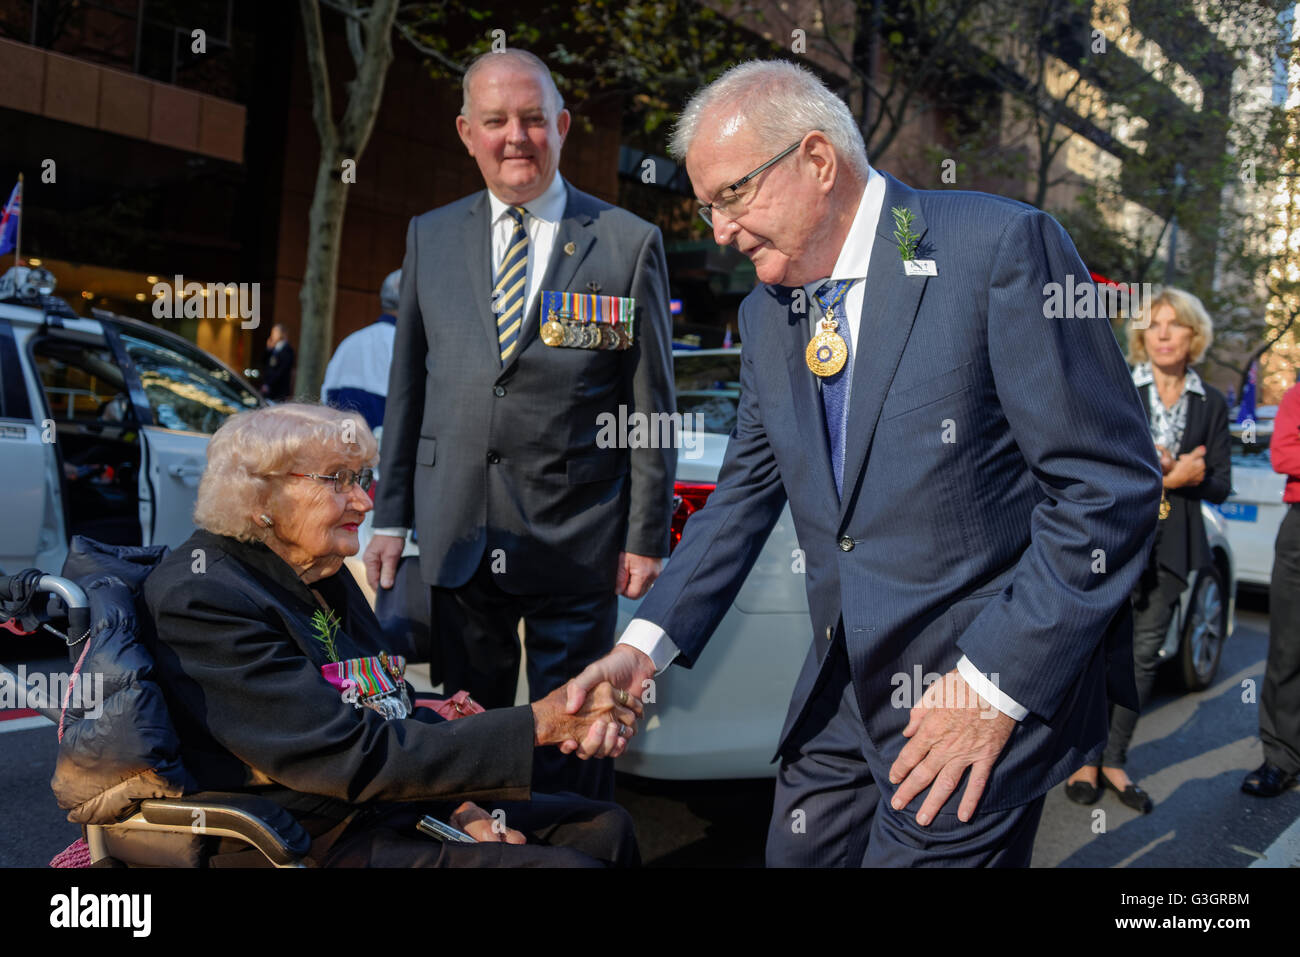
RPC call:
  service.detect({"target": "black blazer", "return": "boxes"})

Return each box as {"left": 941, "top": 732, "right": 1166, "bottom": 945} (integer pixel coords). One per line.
{"left": 142, "top": 530, "right": 535, "bottom": 809}
{"left": 1139, "top": 378, "right": 1232, "bottom": 580}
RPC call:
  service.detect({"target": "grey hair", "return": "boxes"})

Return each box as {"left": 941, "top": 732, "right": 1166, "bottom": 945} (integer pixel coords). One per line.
{"left": 669, "top": 60, "right": 869, "bottom": 179}
{"left": 379, "top": 269, "right": 401, "bottom": 312}
{"left": 461, "top": 49, "right": 564, "bottom": 118}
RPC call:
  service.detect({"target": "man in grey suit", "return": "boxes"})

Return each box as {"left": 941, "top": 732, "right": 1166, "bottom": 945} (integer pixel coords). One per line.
{"left": 365, "top": 49, "right": 675, "bottom": 800}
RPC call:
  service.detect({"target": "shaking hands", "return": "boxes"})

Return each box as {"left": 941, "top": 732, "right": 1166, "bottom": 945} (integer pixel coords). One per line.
{"left": 531, "top": 670, "right": 645, "bottom": 759}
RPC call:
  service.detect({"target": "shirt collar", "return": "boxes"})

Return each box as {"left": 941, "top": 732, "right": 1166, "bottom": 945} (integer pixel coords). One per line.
{"left": 487, "top": 172, "right": 568, "bottom": 226}
{"left": 1132, "top": 361, "right": 1206, "bottom": 397}
{"left": 803, "top": 164, "right": 884, "bottom": 297}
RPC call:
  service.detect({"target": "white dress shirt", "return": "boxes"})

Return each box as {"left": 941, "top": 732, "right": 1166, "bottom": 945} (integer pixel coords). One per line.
{"left": 372, "top": 173, "right": 570, "bottom": 542}
{"left": 619, "top": 164, "right": 1028, "bottom": 722}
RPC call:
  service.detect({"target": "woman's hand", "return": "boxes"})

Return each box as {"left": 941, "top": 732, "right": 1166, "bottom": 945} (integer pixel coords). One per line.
{"left": 531, "top": 680, "right": 642, "bottom": 758}
{"left": 1163, "top": 445, "right": 1206, "bottom": 489}
{"left": 449, "top": 801, "right": 527, "bottom": 844}
{"left": 1155, "top": 444, "right": 1175, "bottom": 475}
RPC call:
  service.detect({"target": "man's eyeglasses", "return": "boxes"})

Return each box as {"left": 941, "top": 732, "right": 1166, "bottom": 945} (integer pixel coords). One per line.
{"left": 288, "top": 468, "right": 375, "bottom": 494}
{"left": 698, "top": 139, "right": 803, "bottom": 227}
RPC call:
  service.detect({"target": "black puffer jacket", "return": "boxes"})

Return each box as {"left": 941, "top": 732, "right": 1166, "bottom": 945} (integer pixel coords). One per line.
{"left": 50, "top": 537, "right": 197, "bottom": 824}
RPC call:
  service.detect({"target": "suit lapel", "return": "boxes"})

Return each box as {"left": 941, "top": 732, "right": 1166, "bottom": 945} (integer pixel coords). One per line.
{"left": 838, "top": 174, "right": 929, "bottom": 523}
{"left": 780, "top": 290, "right": 839, "bottom": 504}
{"left": 501, "top": 183, "right": 596, "bottom": 376}
{"left": 463, "top": 192, "right": 504, "bottom": 359}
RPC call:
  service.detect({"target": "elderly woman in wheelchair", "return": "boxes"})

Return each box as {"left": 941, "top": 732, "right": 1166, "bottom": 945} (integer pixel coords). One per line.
{"left": 47, "top": 404, "right": 641, "bottom": 867}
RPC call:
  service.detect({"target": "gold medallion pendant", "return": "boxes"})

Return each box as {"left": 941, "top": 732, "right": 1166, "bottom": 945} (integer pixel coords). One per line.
{"left": 1159, "top": 491, "right": 1171, "bottom": 520}
{"left": 541, "top": 310, "right": 565, "bottom": 347}
{"left": 805, "top": 316, "right": 848, "bottom": 377}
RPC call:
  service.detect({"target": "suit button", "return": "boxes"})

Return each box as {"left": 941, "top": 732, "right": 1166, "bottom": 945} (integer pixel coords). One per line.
{"left": 825, "top": 626, "right": 833, "bottom": 641}
{"left": 486, "top": 451, "right": 500, "bottom": 464}
{"left": 493, "top": 385, "right": 506, "bottom": 397}
{"left": 838, "top": 536, "right": 855, "bottom": 552}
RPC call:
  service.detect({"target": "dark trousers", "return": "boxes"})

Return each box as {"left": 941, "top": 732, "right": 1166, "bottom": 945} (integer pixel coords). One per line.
{"left": 765, "top": 635, "right": 1044, "bottom": 867}
{"left": 1262, "top": 505, "right": 1300, "bottom": 775}
{"left": 373, "top": 554, "right": 437, "bottom": 681}
{"left": 318, "top": 792, "right": 639, "bottom": 868}
{"left": 431, "top": 555, "right": 618, "bottom": 801}
{"left": 1101, "top": 560, "right": 1185, "bottom": 768}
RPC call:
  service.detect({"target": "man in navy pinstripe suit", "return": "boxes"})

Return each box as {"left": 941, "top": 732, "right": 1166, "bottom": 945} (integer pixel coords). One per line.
{"left": 566, "top": 60, "right": 1163, "bottom": 866}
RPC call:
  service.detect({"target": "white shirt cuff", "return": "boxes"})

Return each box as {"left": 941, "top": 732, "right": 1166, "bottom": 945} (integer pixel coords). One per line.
{"left": 370, "top": 527, "right": 409, "bottom": 538}
{"left": 957, "top": 655, "right": 1028, "bottom": 721}
{"left": 619, "top": 618, "right": 680, "bottom": 674}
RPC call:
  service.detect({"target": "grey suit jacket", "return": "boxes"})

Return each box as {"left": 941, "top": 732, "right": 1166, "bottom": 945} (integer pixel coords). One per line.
{"left": 373, "top": 181, "right": 676, "bottom": 594}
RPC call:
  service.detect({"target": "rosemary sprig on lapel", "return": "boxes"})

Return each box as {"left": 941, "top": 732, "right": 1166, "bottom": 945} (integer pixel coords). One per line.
{"left": 310, "top": 609, "right": 342, "bottom": 664}
{"left": 892, "top": 206, "right": 920, "bottom": 261}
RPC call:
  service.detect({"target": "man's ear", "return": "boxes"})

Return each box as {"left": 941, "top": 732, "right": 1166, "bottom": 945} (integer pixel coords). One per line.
{"left": 455, "top": 114, "right": 475, "bottom": 156}
{"left": 556, "top": 108, "right": 571, "bottom": 145}
{"left": 805, "top": 132, "right": 837, "bottom": 191}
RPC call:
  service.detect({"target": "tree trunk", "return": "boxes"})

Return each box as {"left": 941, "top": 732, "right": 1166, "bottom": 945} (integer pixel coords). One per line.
{"left": 294, "top": 0, "right": 399, "bottom": 399}
{"left": 298, "top": 152, "right": 349, "bottom": 399}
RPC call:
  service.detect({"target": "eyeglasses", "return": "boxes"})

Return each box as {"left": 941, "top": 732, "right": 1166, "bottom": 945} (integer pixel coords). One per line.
{"left": 288, "top": 468, "right": 374, "bottom": 494}
{"left": 698, "top": 139, "right": 803, "bottom": 227}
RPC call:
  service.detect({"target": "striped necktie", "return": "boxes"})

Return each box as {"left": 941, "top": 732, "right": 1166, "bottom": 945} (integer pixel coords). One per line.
{"left": 494, "top": 205, "right": 528, "bottom": 363}
{"left": 814, "top": 279, "right": 856, "bottom": 498}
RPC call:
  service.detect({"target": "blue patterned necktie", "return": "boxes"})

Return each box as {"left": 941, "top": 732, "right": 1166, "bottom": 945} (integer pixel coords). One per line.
{"left": 494, "top": 205, "right": 528, "bottom": 363}
{"left": 814, "top": 279, "right": 856, "bottom": 497}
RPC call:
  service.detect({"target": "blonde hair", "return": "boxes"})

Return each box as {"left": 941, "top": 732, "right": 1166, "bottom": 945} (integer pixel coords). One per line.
{"left": 1128, "top": 286, "right": 1214, "bottom": 366}
{"left": 194, "top": 403, "right": 378, "bottom": 543}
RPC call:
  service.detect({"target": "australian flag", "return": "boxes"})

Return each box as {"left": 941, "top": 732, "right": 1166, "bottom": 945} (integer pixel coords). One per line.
{"left": 1237, "top": 361, "right": 1257, "bottom": 424}
{"left": 0, "top": 180, "right": 19, "bottom": 257}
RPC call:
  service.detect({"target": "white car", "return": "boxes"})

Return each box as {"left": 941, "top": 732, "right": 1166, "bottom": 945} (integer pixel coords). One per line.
{"left": 618, "top": 349, "right": 1236, "bottom": 780}
{"left": 0, "top": 267, "right": 262, "bottom": 576}
{"left": 1218, "top": 413, "right": 1286, "bottom": 589}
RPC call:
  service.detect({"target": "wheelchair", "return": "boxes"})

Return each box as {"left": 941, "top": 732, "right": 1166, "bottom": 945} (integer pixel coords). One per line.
{"left": 2, "top": 537, "right": 312, "bottom": 868}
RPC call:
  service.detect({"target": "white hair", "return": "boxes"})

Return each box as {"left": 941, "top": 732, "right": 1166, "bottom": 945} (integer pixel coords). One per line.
{"left": 669, "top": 60, "right": 869, "bottom": 179}
{"left": 460, "top": 49, "right": 564, "bottom": 118}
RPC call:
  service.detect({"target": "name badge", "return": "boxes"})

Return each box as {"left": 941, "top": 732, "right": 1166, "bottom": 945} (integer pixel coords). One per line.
{"left": 903, "top": 259, "right": 938, "bottom": 276}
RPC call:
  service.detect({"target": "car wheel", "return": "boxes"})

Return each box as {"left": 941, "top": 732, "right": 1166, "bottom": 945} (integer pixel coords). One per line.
{"left": 1179, "top": 567, "right": 1227, "bottom": 691}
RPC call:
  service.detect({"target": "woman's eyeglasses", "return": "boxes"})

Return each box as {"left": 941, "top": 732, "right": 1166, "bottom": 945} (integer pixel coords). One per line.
{"left": 288, "top": 468, "right": 375, "bottom": 494}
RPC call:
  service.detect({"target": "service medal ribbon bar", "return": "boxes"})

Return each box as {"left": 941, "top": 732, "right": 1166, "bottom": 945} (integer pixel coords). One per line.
{"left": 539, "top": 290, "right": 635, "bottom": 350}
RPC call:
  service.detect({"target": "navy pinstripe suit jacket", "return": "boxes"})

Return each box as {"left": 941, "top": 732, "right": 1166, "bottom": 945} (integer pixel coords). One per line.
{"left": 636, "top": 172, "right": 1163, "bottom": 812}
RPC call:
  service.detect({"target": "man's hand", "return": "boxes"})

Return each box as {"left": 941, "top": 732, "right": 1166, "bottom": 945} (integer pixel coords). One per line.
{"left": 560, "top": 645, "right": 657, "bottom": 756}
{"left": 888, "top": 669, "right": 1015, "bottom": 825}
{"left": 449, "top": 801, "right": 526, "bottom": 844}
{"left": 616, "top": 551, "right": 662, "bottom": 599}
{"left": 532, "top": 680, "right": 642, "bottom": 759}
{"left": 363, "top": 534, "right": 405, "bottom": 590}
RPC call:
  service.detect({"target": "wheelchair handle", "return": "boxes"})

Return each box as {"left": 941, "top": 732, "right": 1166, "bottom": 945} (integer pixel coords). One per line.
{"left": 0, "top": 570, "right": 90, "bottom": 641}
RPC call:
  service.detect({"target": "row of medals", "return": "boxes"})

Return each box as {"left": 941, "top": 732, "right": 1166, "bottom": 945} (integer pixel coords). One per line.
{"left": 541, "top": 310, "right": 632, "bottom": 349}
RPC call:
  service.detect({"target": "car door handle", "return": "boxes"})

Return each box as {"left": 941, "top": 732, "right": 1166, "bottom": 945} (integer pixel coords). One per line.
{"left": 167, "top": 464, "right": 205, "bottom": 479}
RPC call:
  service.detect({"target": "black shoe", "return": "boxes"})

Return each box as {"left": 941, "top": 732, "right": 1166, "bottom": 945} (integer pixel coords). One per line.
{"left": 1101, "top": 771, "right": 1153, "bottom": 813}
{"left": 1065, "top": 777, "right": 1102, "bottom": 804}
{"left": 1241, "top": 762, "right": 1296, "bottom": 797}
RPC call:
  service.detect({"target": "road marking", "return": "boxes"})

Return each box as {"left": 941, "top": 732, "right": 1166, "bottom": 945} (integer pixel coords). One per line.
{"left": 0, "top": 665, "right": 55, "bottom": 732}
{"left": 1250, "top": 811, "right": 1300, "bottom": 867}
{"left": 1113, "top": 830, "right": 1176, "bottom": 867}
{"left": 0, "top": 714, "right": 53, "bottom": 733}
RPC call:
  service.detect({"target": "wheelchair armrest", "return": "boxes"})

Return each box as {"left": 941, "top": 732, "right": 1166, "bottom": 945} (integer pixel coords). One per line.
{"left": 136, "top": 792, "right": 312, "bottom": 866}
